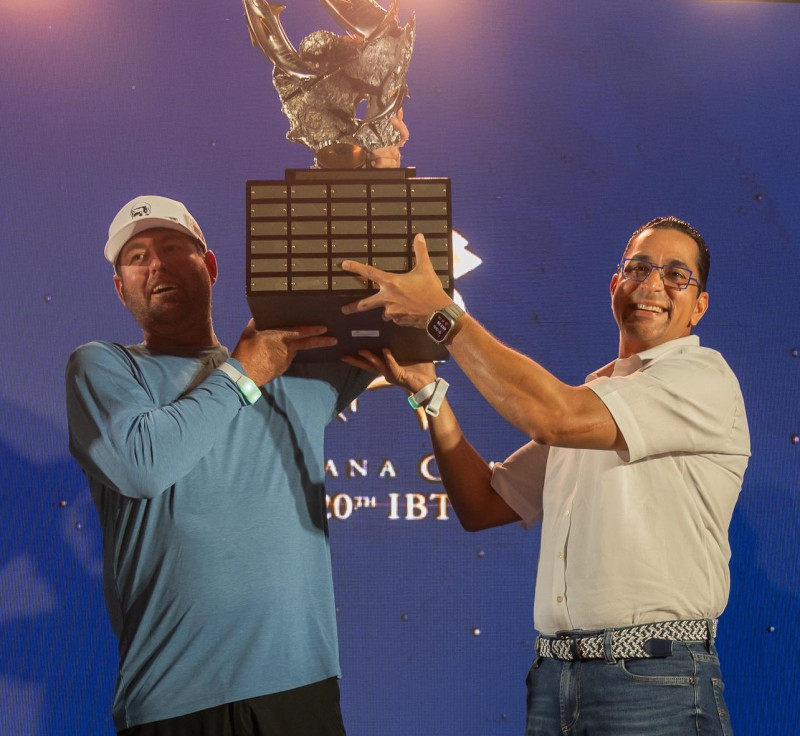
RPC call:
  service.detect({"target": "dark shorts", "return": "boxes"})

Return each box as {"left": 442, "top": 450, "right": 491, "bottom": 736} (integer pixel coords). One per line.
{"left": 118, "top": 678, "right": 346, "bottom": 736}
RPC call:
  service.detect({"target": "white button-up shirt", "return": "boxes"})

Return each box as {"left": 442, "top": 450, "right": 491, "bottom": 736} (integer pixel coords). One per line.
{"left": 491, "top": 336, "right": 750, "bottom": 635}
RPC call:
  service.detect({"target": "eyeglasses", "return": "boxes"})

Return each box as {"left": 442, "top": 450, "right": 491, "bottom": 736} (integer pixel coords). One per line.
{"left": 617, "top": 258, "right": 700, "bottom": 290}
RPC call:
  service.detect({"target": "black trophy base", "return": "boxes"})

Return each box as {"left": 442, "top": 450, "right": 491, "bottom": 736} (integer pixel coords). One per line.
{"left": 246, "top": 167, "right": 453, "bottom": 362}
{"left": 247, "top": 292, "right": 447, "bottom": 363}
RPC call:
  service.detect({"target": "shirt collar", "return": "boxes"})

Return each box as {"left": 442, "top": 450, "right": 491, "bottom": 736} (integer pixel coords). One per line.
{"left": 587, "top": 335, "right": 701, "bottom": 381}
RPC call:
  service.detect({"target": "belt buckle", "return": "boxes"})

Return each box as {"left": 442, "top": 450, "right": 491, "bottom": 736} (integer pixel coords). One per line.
{"left": 555, "top": 629, "right": 600, "bottom": 662}
{"left": 550, "top": 630, "right": 578, "bottom": 661}
{"left": 643, "top": 638, "right": 673, "bottom": 658}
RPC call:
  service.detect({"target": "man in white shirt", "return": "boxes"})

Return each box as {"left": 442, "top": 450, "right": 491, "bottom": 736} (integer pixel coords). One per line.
{"left": 340, "top": 217, "right": 749, "bottom": 735}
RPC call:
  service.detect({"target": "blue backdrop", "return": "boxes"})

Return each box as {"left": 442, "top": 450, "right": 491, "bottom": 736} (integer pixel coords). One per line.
{"left": 1, "top": 0, "right": 798, "bottom": 733}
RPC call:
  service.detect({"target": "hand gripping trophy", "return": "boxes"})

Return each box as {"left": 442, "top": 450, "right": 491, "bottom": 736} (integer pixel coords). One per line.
{"left": 243, "top": 0, "right": 415, "bottom": 168}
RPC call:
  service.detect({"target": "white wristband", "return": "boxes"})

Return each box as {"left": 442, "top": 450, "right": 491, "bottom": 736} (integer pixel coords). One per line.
{"left": 408, "top": 378, "right": 449, "bottom": 417}
{"left": 425, "top": 378, "right": 449, "bottom": 417}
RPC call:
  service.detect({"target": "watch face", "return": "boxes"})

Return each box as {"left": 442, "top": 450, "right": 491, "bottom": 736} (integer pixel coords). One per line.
{"left": 427, "top": 312, "right": 453, "bottom": 342}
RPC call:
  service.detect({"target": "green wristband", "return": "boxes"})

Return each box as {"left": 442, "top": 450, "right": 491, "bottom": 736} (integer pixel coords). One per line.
{"left": 218, "top": 362, "right": 261, "bottom": 405}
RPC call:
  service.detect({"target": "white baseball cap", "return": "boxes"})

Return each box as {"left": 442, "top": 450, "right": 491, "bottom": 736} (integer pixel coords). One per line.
{"left": 104, "top": 195, "right": 208, "bottom": 265}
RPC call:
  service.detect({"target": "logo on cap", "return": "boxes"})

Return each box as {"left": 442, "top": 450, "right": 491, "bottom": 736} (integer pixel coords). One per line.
{"left": 130, "top": 203, "right": 151, "bottom": 219}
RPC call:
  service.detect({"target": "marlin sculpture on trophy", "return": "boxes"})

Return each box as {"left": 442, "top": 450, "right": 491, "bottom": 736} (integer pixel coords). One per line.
{"left": 243, "top": 0, "right": 415, "bottom": 168}
{"left": 241, "top": 0, "right": 451, "bottom": 363}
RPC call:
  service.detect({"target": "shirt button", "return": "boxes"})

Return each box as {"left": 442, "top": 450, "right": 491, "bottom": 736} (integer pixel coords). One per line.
{"left": 556, "top": 596, "right": 564, "bottom": 603}
{"left": 565, "top": 510, "right": 570, "bottom": 516}
{"left": 557, "top": 552, "right": 564, "bottom": 559}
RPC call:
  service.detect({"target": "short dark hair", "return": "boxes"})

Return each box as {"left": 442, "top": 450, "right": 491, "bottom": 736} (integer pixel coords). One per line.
{"left": 624, "top": 216, "right": 711, "bottom": 292}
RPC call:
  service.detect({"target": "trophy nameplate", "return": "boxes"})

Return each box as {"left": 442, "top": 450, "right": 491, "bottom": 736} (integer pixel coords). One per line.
{"left": 246, "top": 167, "right": 452, "bottom": 362}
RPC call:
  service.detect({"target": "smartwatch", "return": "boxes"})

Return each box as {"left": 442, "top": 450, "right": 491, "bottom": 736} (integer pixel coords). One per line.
{"left": 218, "top": 362, "right": 261, "bottom": 405}
{"left": 426, "top": 303, "right": 465, "bottom": 344}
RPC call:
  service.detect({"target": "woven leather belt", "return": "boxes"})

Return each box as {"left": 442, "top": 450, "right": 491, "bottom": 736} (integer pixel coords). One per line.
{"left": 535, "top": 619, "right": 717, "bottom": 661}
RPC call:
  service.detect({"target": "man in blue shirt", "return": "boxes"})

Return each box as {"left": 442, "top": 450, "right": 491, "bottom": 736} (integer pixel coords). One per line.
{"left": 65, "top": 117, "right": 405, "bottom": 736}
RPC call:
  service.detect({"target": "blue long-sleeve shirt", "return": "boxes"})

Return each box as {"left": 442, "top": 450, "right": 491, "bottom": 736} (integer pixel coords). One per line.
{"left": 66, "top": 340, "right": 371, "bottom": 730}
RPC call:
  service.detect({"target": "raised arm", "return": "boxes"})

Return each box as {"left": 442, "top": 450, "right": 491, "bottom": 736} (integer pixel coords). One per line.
{"left": 341, "top": 235, "right": 625, "bottom": 451}
{"left": 66, "top": 342, "right": 253, "bottom": 499}
{"left": 426, "top": 399, "right": 523, "bottom": 531}
{"left": 67, "top": 320, "right": 342, "bottom": 499}
{"left": 342, "top": 349, "right": 521, "bottom": 531}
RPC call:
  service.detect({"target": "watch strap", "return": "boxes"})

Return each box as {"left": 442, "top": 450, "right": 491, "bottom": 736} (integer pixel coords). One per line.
{"left": 441, "top": 302, "right": 465, "bottom": 324}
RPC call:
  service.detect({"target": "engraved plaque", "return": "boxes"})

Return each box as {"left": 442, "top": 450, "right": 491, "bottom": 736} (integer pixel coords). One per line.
{"left": 246, "top": 167, "right": 453, "bottom": 362}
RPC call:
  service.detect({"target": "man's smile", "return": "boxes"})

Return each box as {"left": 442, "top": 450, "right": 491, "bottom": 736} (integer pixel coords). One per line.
{"left": 632, "top": 302, "right": 667, "bottom": 315}
{"left": 150, "top": 283, "right": 178, "bottom": 296}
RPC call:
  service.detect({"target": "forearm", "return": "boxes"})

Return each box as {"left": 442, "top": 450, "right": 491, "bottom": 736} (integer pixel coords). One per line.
{"left": 340, "top": 234, "right": 619, "bottom": 450}
{"left": 70, "top": 382, "right": 246, "bottom": 498}
{"left": 427, "top": 399, "right": 520, "bottom": 531}
{"left": 447, "top": 316, "right": 616, "bottom": 448}
{"left": 67, "top": 348, "right": 247, "bottom": 498}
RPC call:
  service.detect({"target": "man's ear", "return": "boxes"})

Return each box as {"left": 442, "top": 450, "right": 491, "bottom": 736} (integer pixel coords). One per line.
{"left": 113, "top": 274, "right": 127, "bottom": 306}
{"left": 204, "top": 250, "right": 218, "bottom": 284}
{"left": 609, "top": 272, "right": 619, "bottom": 294}
{"left": 690, "top": 289, "right": 709, "bottom": 328}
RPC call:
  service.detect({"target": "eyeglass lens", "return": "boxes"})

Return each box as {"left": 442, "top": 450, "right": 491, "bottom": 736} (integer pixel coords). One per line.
{"left": 620, "top": 260, "right": 692, "bottom": 289}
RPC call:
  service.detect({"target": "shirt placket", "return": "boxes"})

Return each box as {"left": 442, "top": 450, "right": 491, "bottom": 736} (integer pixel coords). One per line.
{"left": 551, "top": 496, "right": 574, "bottom": 629}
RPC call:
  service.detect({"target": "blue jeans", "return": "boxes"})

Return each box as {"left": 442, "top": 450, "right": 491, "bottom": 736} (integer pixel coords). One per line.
{"left": 525, "top": 642, "right": 732, "bottom": 735}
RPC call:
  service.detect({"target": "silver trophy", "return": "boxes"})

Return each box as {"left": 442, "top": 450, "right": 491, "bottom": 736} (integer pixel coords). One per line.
{"left": 243, "top": 0, "right": 415, "bottom": 168}
{"left": 242, "top": 0, "right": 452, "bottom": 362}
